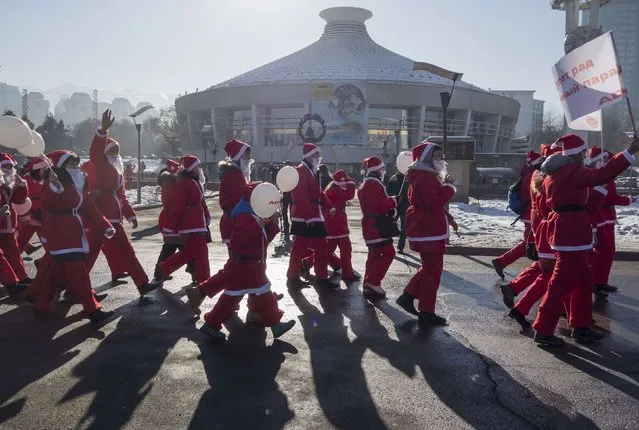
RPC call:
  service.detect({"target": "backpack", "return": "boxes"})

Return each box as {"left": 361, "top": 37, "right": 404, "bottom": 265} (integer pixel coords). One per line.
{"left": 507, "top": 176, "right": 528, "bottom": 216}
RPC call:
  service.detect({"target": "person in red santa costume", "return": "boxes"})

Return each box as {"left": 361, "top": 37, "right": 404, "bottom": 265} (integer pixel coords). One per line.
{"left": 587, "top": 147, "right": 634, "bottom": 296}
{"left": 394, "top": 142, "right": 454, "bottom": 325}
{"left": 491, "top": 150, "right": 542, "bottom": 280}
{"left": 152, "top": 159, "right": 195, "bottom": 281}
{"left": 200, "top": 185, "right": 296, "bottom": 341}
{"left": 0, "top": 152, "right": 31, "bottom": 292}
{"left": 184, "top": 138, "right": 252, "bottom": 313}
{"left": 17, "top": 159, "right": 47, "bottom": 255}
{"left": 156, "top": 155, "right": 211, "bottom": 283}
{"left": 532, "top": 134, "right": 639, "bottom": 346}
{"left": 85, "top": 110, "right": 159, "bottom": 295}
{"left": 357, "top": 156, "right": 398, "bottom": 298}
{"left": 36, "top": 150, "right": 115, "bottom": 324}
{"left": 286, "top": 143, "right": 338, "bottom": 289}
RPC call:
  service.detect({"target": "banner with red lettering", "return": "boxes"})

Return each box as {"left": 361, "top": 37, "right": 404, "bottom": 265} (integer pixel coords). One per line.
{"left": 568, "top": 110, "right": 602, "bottom": 132}
{"left": 552, "top": 32, "right": 627, "bottom": 123}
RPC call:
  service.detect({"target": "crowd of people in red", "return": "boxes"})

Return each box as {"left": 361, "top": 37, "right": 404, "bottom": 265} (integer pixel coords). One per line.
{"left": 2, "top": 108, "right": 639, "bottom": 346}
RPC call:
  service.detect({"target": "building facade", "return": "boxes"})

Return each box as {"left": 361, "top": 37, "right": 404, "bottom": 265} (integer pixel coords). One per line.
{"left": 175, "top": 7, "right": 520, "bottom": 176}
{"left": 489, "top": 90, "right": 545, "bottom": 152}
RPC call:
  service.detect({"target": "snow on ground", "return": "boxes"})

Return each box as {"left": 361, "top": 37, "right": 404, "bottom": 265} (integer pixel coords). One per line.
{"left": 125, "top": 186, "right": 216, "bottom": 207}
{"left": 449, "top": 198, "right": 639, "bottom": 251}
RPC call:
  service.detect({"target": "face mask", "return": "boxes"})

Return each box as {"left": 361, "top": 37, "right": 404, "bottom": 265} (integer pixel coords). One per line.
{"left": 311, "top": 158, "right": 321, "bottom": 172}
{"left": 66, "top": 167, "right": 86, "bottom": 191}
{"left": 380, "top": 169, "right": 386, "bottom": 179}
{"left": 108, "top": 155, "right": 124, "bottom": 175}
{"left": 196, "top": 167, "right": 206, "bottom": 187}
{"left": 240, "top": 158, "right": 254, "bottom": 181}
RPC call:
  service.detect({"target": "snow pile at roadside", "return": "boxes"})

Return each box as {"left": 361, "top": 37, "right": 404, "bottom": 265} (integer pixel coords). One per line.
{"left": 125, "top": 186, "right": 216, "bottom": 207}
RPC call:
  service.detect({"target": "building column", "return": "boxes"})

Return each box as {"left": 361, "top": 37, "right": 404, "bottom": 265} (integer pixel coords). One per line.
{"left": 416, "top": 105, "right": 426, "bottom": 145}
{"left": 493, "top": 115, "right": 502, "bottom": 152}
{"left": 251, "top": 104, "right": 259, "bottom": 147}
{"left": 186, "top": 111, "right": 193, "bottom": 148}
{"left": 464, "top": 109, "right": 472, "bottom": 136}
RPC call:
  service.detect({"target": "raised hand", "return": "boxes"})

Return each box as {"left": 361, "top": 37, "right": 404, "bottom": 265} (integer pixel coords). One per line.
{"left": 444, "top": 174, "right": 455, "bottom": 184}
{"left": 101, "top": 109, "right": 115, "bottom": 133}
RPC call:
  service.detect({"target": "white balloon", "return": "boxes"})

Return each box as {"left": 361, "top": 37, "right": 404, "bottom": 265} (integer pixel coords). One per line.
{"left": 0, "top": 116, "right": 33, "bottom": 149}
{"left": 13, "top": 198, "right": 32, "bottom": 216}
{"left": 250, "top": 182, "right": 281, "bottom": 218}
{"left": 276, "top": 166, "right": 299, "bottom": 192}
{"left": 18, "top": 130, "right": 46, "bottom": 157}
{"left": 396, "top": 151, "right": 414, "bottom": 175}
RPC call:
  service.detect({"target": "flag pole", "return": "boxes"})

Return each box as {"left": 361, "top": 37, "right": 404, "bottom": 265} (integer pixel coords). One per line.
{"left": 625, "top": 95, "right": 637, "bottom": 138}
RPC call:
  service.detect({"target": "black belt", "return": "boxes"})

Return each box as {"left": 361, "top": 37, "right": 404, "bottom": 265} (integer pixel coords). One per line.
{"left": 232, "top": 253, "right": 262, "bottom": 263}
{"left": 49, "top": 208, "right": 79, "bottom": 216}
{"left": 552, "top": 205, "right": 586, "bottom": 213}
{"left": 603, "top": 205, "right": 615, "bottom": 209}
{"left": 97, "top": 189, "right": 116, "bottom": 195}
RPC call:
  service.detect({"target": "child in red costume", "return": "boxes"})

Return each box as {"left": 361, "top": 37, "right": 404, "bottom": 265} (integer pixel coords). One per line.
{"left": 200, "top": 186, "right": 296, "bottom": 341}
{"left": 17, "top": 158, "right": 46, "bottom": 254}
{"left": 358, "top": 156, "right": 397, "bottom": 298}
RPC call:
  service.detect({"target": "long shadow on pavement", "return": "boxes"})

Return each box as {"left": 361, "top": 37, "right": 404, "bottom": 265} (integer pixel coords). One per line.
{"left": 189, "top": 315, "right": 297, "bottom": 430}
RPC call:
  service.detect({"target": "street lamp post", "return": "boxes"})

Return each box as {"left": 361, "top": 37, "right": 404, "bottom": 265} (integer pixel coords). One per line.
{"left": 129, "top": 105, "right": 155, "bottom": 204}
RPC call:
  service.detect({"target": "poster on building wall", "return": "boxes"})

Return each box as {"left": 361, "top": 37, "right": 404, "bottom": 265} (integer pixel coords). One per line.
{"left": 310, "top": 81, "right": 368, "bottom": 146}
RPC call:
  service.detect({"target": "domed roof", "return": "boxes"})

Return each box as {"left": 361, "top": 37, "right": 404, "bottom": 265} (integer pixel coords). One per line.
{"left": 210, "top": 7, "right": 483, "bottom": 91}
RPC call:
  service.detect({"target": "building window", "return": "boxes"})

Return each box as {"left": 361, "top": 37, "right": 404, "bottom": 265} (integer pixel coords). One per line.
{"left": 263, "top": 106, "right": 305, "bottom": 147}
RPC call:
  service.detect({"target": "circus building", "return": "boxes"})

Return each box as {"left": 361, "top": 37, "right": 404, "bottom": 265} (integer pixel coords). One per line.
{"left": 175, "top": 6, "right": 520, "bottom": 196}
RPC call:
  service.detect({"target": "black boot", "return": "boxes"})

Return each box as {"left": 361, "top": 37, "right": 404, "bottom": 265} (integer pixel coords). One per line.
{"left": 593, "top": 285, "right": 609, "bottom": 299}
{"left": 286, "top": 277, "right": 309, "bottom": 289}
{"left": 6, "top": 283, "right": 27, "bottom": 298}
{"left": 396, "top": 292, "right": 418, "bottom": 316}
{"left": 94, "top": 292, "right": 108, "bottom": 302}
{"left": 533, "top": 332, "right": 565, "bottom": 347}
{"left": 500, "top": 283, "right": 515, "bottom": 309}
{"left": 571, "top": 327, "right": 604, "bottom": 342}
{"left": 18, "top": 277, "right": 33, "bottom": 286}
{"left": 89, "top": 309, "right": 115, "bottom": 325}
{"left": 600, "top": 283, "right": 618, "bottom": 292}
{"left": 138, "top": 281, "right": 161, "bottom": 296}
{"left": 418, "top": 312, "right": 447, "bottom": 327}
{"left": 507, "top": 308, "right": 531, "bottom": 329}
{"left": 317, "top": 278, "right": 340, "bottom": 290}
{"left": 300, "top": 262, "right": 311, "bottom": 278}
{"left": 492, "top": 259, "right": 505, "bottom": 280}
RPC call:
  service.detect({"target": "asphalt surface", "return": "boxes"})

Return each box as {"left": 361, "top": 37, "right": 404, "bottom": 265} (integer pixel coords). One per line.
{"left": 2, "top": 204, "right": 639, "bottom": 429}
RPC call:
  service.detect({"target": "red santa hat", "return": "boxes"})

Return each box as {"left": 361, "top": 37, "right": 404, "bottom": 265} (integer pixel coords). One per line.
{"left": 224, "top": 138, "right": 250, "bottom": 161}
{"left": 587, "top": 146, "right": 603, "bottom": 164}
{"left": 179, "top": 155, "right": 200, "bottom": 172}
{"left": 104, "top": 137, "right": 120, "bottom": 154}
{"left": 166, "top": 159, "right": 180, "bottom": 174}
{"left": 303, "top": 143, "right": 320, "bottom": 159}
{"left": 550, "top": 134, "right": 587, "bottom": 156}
{"left": 331, "top": 169, "right": 351, "bottom": 185}
{"left": 540, "top": 143, "right": 562, "bottom": 157}
{"left": 411, "top": 140, "right": 441, "bottom": 163}
{"left": 362, "top": 157, "right": 384, "bottom": 174}
{"left": 47, "top": 150, "right": 79, "bottom": 168}
{"left": 526, "top": 150, "right": 542, "bottom": 166}
{"left": 0, "top": 153, "right": 16, "bottom": 168}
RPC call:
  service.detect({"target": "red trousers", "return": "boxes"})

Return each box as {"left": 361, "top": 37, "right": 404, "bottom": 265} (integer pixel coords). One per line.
{"left": 496, "top": 223, "right": 532, "bottom": 269}
{"left": 514, "top": 259, "right": 554, "bottom": 316}
{"left": 0, "top": 233, "right": 28, "bottom": 281}
{"left": 364, "top": 243, "right": 396, "bottom": 289}
{"left": 405, "top": 244, "right": 444, "bottom": 313}
{"left": 17, "top": 223, "right": 39, "bottom": 252}
{"left": 532, "top": 251, "right": 593, "bottom": 335}
{"left": 34, "top": 258, "right": 99, "bottom": 315}
{"left": 159, "top": 234, "right": 210, "bottom": 282}
{"left": 26, "top": 252, "right": 53, "bottom": 298}
{"left": 200, "top": 245, "right": 230, "bottom": 297}
{"left": 509, "top": 260, "right": 542, "bottom": 295}
{"left": 0, "top": 248, "right": 19, "bottom": 285}
{"left": 87, "top": 223, "right": 149, "bottom": 286}
{"left": 301, "top": 237, "right": 353, "bottom": 277}
{"left": 287, "top": 236, "right": 329, "bottom": 280}
{"left": 590, "top": 223, "right": 615, "bottom": 285}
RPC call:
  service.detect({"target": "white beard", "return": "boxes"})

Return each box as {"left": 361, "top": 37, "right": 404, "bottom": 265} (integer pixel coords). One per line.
{"left": 67, "top": 168, "right": 86, "bottom": 191}
{"left": 108, "top": 155, "right": 124, "bottom": 176}
{"left": 311, "top": 158, "right": 321, "bottom": 172}
{"left": 434, "top": 160, "right": 448, "bottom": 179}
{"left": 196, "top": 167, "right": 206, "bottom": 188}
{"left": 2, "top": 168, "right": 16, "bottom": 188}
{"left": 240, "top": 158, "right": 253, "bottom": 182}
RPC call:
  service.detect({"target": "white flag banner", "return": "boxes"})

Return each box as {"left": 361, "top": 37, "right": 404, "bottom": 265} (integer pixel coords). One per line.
{"left": 552, "top": 32, "right": 627, "bottom": 123}
{"left": 568, "top": 110, "right": 602, "bottom": 131}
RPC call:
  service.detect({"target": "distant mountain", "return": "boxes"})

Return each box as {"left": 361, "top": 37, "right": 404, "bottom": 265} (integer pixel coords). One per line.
{"left": 24, "top": 82, "right": 176, "bottom": 112}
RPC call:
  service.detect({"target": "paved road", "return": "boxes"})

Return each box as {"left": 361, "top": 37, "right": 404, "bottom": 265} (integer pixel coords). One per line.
{"left": 2, "top": 204, "right": 639, "bottom": 429}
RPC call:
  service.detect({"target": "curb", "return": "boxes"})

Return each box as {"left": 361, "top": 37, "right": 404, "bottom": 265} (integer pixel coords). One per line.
{"left": 445, "top": 246, "right": 639, "bottom": 261}
{"left": 133, "top": 193, "right": 219, "bottom": 212}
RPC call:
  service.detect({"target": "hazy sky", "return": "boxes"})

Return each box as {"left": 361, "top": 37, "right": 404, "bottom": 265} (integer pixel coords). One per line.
{"left": 0, "top": 0, "right": 568, "bottom": 112}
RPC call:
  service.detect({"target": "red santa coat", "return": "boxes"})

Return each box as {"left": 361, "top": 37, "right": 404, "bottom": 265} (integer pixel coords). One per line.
{"left": 600, "top": 180, "right": 632, "bottom": 226}
{"left": 225, "top": 207, "right": 279, "bottom": 294}
{"left": 218, "top": 162, "right": 248, "bottom": 244}
{"left": 163, "top": 178, "right": 211, "bottom": 235}
{"left": 25, "top": 176, "right": 43, "bottom": 213}
{"left": 291, "top": 162, "right": 330, "bottom": 224}
{"left": 324, "top": 179, "right": 356, "bottom": 239}
{"left": 0, "top": 179, "right": 28, "bottom": 234}
{"left": 532, "top": 184, "right": 555, "bottom": 259}
{"left": 86, "top": 132, "right": 136, "bottom": 224}
{"left": 358, "top": 176, "right": 397, "bottom": 245}
{"left": 544, "top": 150, "right": 633, "bottom": 252}
{"left": 41, "top": 180, "right": 111, "bottom": 256}
{"left": 587, "top": 185, "right": 608, "bottom": 233}
{"left": 405, "top": 169, "right": 456, "bottom": 244}
{"left": 158, "top": 179, "right": 181, "bottom": 243}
